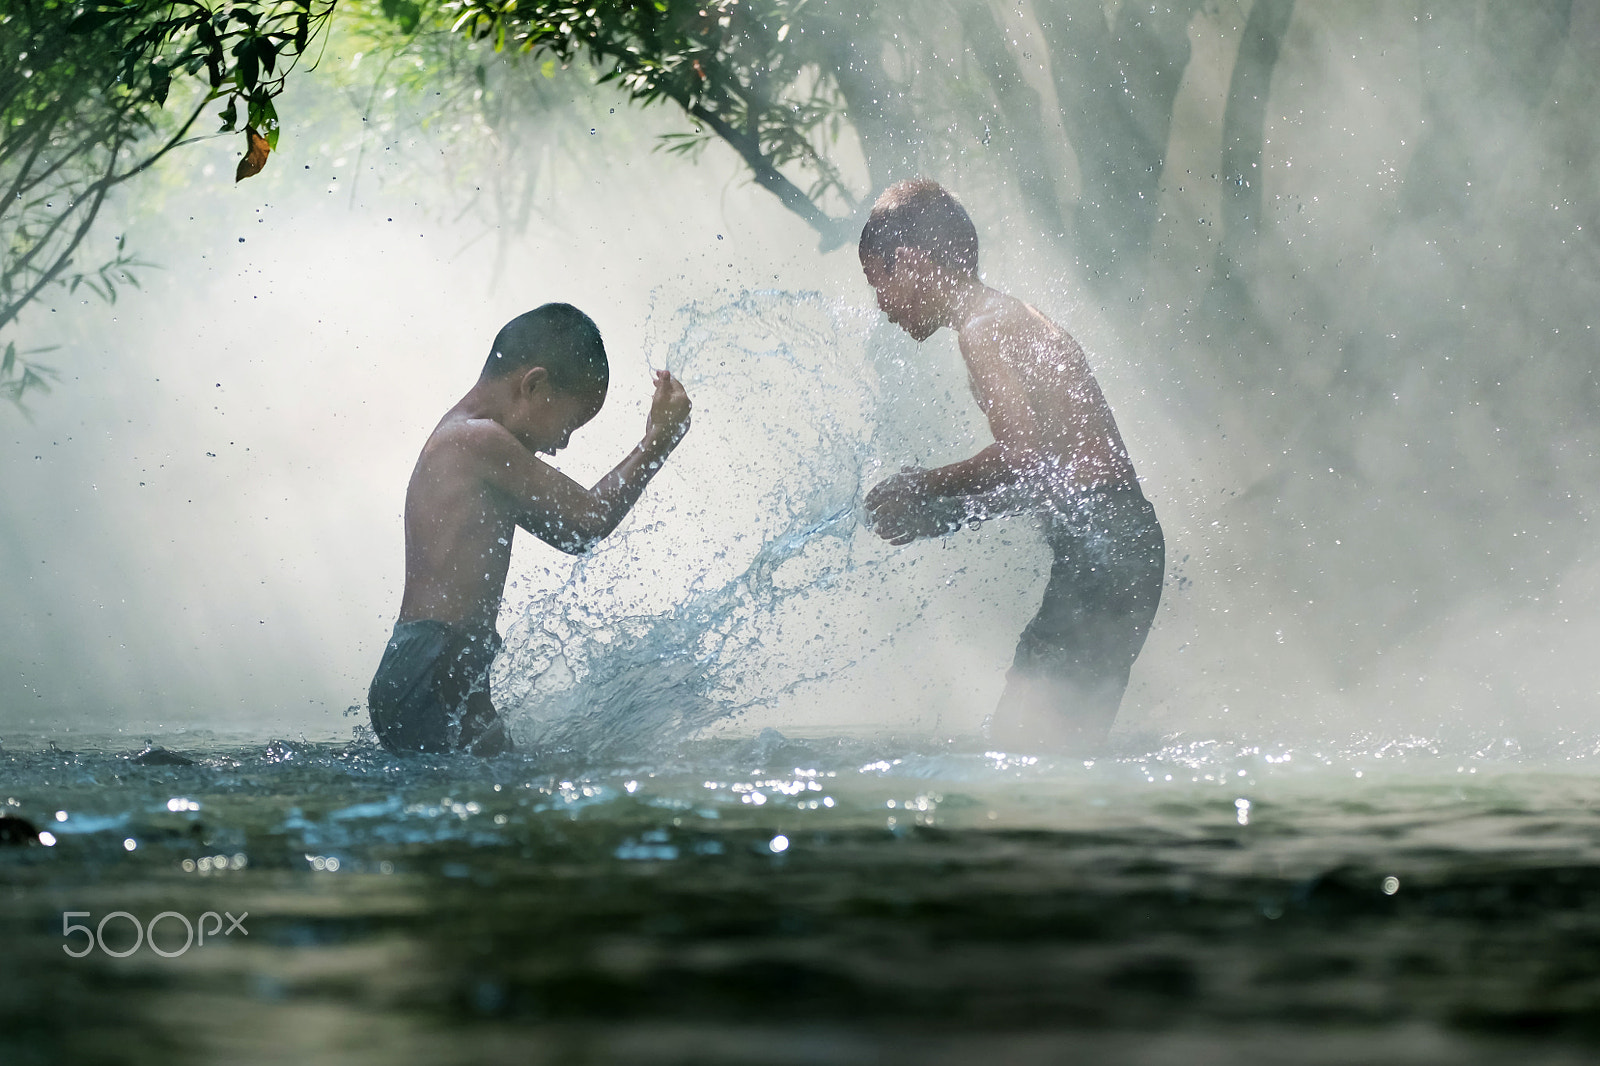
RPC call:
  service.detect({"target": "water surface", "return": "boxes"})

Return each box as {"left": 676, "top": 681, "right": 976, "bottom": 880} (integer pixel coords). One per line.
{"left": 4, "top": 732, "right": 1599, "bottom": 1064}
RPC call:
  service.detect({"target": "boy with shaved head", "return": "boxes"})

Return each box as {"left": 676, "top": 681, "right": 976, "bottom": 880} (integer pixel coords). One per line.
{"left": 368, "top": 303, "right": 691, "bottom": 755}
{"left": 860, "top": 179, "right": 1164, "bottom": 753}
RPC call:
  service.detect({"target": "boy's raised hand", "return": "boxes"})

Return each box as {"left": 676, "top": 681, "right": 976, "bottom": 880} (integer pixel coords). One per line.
{"left": 645, "top": 369, "right": 692, "bottom": 453}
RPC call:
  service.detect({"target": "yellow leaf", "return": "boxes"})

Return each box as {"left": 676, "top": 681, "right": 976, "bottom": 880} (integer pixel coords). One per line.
{"left": 235, "top": 127, "right": 270, "bottom": 182}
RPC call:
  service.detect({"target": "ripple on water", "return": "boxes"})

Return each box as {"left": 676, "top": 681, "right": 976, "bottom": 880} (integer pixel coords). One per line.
{"left": 5, "top": 732, "right": 1600, "bottom": 1062}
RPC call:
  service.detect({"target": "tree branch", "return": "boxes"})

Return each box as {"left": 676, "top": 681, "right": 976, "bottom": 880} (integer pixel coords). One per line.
{"left": 686, "top": 101, "right": 853, "bottom": 250}
{"left": 1, "top": 97, "right": 206, "bottom": 334}
{"left": 104, "top": 96, "right": 211, "bottom": 187}
{"left": 0, "top": 149, "right": 117, "bottom": 335}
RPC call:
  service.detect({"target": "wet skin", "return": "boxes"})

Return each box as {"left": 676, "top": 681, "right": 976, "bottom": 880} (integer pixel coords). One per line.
{"left": 861, "top": 247, "right": 1137, "bottom": 543}
{"left": 398, "top": 366, "right": 691, "bottom": 636}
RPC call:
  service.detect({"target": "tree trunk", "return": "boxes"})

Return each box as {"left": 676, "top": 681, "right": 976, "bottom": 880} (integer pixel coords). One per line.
{"left": 821, "top": 6, "right": 925, "bottom": 197}
{"left": 1217, "top": 0, "right": 1296, "bottom": 282}
{"left": 1402, "top": 0, "right": 1574, "bottom": 224}
{"left": 957, "top": 0, "right": 1068, "bottom": 238}
{"left": 1201, "top": 0, "right": 1296, "bottom": 328}
{"left": 1036, "top": 0, "right": 1201, "bottom": 292}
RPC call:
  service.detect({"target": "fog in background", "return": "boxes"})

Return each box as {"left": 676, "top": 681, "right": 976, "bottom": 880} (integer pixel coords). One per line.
{"left": 2, "top": 1, "right": 1597, "bottom": 751}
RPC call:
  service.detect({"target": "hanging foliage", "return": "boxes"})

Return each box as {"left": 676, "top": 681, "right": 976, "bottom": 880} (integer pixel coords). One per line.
{"left": 1, "top": 0, "right": 334, "bottom": 400}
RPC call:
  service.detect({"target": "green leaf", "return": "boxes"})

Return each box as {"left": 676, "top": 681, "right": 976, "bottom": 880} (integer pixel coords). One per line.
{"left": 248, "top": 94, "right": 280, "bottom": 151}
{"left": 381, "top": 0, "right": 423, "bottom": 34}
{"left": 236, "top": 39, "right": 260, "bottom": 88}
{"left": 150, "top": 63, "right": 171, "bottom": 106}
{"left": 66, "top": 8, "right": 121, "bottom": 35}
{"left": 2, "top": 342, "right": 15, "bottom": 378}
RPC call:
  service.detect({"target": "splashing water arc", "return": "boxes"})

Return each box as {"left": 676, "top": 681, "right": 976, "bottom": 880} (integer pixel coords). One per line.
{"left": 495, "top": 290, "right": 1059, "bottom": 757}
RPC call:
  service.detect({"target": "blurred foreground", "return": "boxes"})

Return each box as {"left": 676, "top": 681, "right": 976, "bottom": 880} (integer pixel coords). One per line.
{"left": 4, "top": 733, "right": 1599, "bottom": 1064}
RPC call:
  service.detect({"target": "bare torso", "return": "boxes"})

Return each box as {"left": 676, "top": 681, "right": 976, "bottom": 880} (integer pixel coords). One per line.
{"left": 391, "top": 370, "right": 692, "bottom": 636}
{"left": 959, "top": 289, "right": 1137, "bottom": 495}
{"left": 397, "top": 414, "right": 518, "bottom": 635}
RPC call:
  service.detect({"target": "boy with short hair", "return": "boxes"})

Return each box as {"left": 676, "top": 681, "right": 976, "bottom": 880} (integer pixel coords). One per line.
{"left": 859, "top": 179, "right": 1164, "bottom": 753}
{"left": 368, "top": 303, "right": 691, "bottom": 755}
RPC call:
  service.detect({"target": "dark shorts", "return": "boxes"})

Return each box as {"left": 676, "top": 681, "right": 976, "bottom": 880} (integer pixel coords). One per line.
{"left": 367, "top": 620, "right": 512, "bottom": 756}
{"left": 992, "top": 486, "right": 1165, "bottom": 752}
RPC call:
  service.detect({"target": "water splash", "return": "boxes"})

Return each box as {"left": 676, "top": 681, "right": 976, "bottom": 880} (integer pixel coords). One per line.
{"left": 495, "top": 289, "right": 1147, "bottom": 757}
{"left": 497, "top": 291, "right": 905, "bottom": 756}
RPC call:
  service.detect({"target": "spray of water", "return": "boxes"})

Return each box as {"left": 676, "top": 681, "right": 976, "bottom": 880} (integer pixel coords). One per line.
{"left": 494, "top": 287, "right": 1102, "bottom": 757}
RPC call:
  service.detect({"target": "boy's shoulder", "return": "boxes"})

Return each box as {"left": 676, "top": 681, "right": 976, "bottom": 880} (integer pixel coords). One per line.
{"left": 427, "top": 413, "right": 516, "bottom": 452}
{"left": 959, "top": 289, "right": 1063, "bottom": 348}
{"left": 419, "top": 414, "right": 527, "bottom": 474}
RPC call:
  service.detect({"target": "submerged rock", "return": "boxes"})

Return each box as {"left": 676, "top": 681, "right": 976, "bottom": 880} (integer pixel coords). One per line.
{"left": 129, "top": 746, "right": 195, "bottom": 766}
{"left": 0, "top": 814, "right": 41, "bottom": 845}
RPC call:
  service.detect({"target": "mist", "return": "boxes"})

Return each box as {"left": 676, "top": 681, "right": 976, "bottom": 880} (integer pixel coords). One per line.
{"left": 0, "top": 66, "right": 855, "bottom": 739}
{"left": 3, "top": 0, "right": 1598, "bottom": 754}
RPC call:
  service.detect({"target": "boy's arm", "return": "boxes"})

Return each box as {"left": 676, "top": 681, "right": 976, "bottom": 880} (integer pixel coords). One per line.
{"left": 866, "top": 317, "right": 1045, "bottom": 543}
{"left": 906, "top": 442, "right": 1022, "bottom": 496}
{"left": 483, "top": 371, "right": 691, "bottom": 554}
{"left": 861, "top": 446, "right": 1013, "bottom": 545}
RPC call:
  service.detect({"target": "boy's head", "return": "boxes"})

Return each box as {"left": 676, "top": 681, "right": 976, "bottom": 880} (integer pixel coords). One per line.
{"left": 483, "top": 303, "right": 609, "bottom": 454}
{"left": 858, "top": 179, "right": 980, "bottom": 341}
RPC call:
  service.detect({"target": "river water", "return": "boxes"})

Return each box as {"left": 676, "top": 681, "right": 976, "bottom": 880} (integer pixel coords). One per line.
{"left": 4, "top": 732, "right": 1599, "bottom": 1064}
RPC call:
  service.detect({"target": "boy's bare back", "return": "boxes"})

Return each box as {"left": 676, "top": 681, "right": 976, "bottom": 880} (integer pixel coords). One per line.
{"left": 861, "top": 246, "right": 1137, "bottom": 542}
{"left": 397, "top": 417, "right": 524, "bottom": 636}
{"left": 954, "top": 288, "right": 1137, "bottom": 497}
